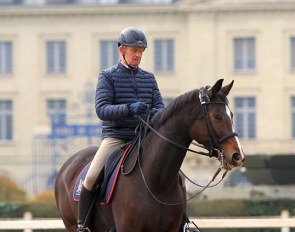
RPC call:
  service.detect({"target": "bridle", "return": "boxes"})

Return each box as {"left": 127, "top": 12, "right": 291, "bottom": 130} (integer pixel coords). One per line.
{"left": 198, "top": 86, "right": 238, "bottom": 158}
{"left": 138, "top": 86, "right": 238, "bottom": 160}
{"left": 131, "top": 86, "right": 239, "bottom": 206}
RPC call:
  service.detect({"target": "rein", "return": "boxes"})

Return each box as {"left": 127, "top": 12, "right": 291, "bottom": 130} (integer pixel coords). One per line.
{"left": 122, "top": 87, "right": 237, "bottom": 207}
{"left": 137, "top": 116, "right": 212, "bottom": 157}
{"left": 136, "top": 115, "right": 228, "bottom": 206}
{"left": 138, "top": 154, "right": 227, "bottom": 206}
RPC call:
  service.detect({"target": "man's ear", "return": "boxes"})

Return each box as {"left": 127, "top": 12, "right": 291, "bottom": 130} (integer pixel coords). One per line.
{"left": 119, "top": 45, "right": 124, "bottom": 54}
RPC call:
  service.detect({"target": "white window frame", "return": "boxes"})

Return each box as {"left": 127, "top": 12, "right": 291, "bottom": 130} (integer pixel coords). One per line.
{"left": 0, "top": 41, "right": 13, "bottom": 75}
{"left": 233, "top": 37, "right": 256, "bottom": 73}
{"left": 291, "top": 37, "right": 295, "bottom": 73}
{"left": 0, "top": 0, "right": 21, "bottom": 5}
{"left": 292, "top": 97, "right": 295, "bottom": 138}
{"left": 46, "top": 41, "right": 66, "bottom": 74}
{"left": 154, "top": 39, "right": 174, "bottom": 73}
{"left": 47, "top": 99, "right": 67, "bottom": 126}
{"left": 100, "top": 40, "right": 119, "bottom": 71}
{"left": 0, "top": 100, "right": 13, "bottom": 143}
{"left": 234, "top": 97, "right": 256, "bottom": 139}
{"left": 47, "top": 0, "right": 73, "bottom": 4}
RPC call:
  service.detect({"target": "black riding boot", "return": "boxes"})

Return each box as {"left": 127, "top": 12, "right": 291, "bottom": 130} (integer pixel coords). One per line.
{"left": 76, "top": 185, "right": 96, "bottom": 232}
{"left": 180, "top": 212, "right": 200, "bottom": 232}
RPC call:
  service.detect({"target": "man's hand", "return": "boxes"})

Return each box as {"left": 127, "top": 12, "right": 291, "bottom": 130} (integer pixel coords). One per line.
{"left": 128, "top": 102, "right": 148, "bottom": 115}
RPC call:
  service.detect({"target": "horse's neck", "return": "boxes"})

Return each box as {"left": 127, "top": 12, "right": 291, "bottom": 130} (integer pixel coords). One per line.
{"left": 141, "top": 120, "right": 191, "bottom": 190}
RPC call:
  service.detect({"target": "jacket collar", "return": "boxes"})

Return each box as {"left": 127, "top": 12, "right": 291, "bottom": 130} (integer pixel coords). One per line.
{"left": 118, "top": 61, "right": 139, "bottom": 75}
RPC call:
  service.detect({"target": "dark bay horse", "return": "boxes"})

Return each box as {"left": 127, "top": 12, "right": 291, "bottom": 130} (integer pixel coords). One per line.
{"left": 55, "top": 79, "right": 245, "bottom": 232}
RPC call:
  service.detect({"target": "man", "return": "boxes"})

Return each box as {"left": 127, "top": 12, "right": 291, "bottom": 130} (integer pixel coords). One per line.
{"left": 77, "top": 27, "right": 197, "bottom": 232}
{"left": 76, "top": 27, "right": 164, "bottom": 232}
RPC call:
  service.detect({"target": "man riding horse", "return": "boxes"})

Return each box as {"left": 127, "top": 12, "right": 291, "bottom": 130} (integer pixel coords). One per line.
{"left": 76, "top": 27, "right": 197, "bottom": 232}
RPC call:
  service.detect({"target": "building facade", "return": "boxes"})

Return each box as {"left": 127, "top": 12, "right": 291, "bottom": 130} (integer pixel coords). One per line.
{"left": 1, "top": 0, "right": 295, "bottom": 195}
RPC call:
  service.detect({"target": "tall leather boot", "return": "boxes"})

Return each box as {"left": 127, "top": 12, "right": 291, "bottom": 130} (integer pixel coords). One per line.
{"left": 76, "top": 185, "right": 96, "bottom": 232}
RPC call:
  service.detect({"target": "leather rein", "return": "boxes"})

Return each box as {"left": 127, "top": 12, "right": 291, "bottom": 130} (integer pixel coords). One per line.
{"left": 138, "top": 86, "right": 238, "bottom": 160}
{"left": 123, "top": 87, "right": 238, "bottom": 206}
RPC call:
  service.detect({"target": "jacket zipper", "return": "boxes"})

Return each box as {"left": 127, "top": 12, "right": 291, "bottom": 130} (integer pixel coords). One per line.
{"left": 130, "top": 69, "right": 138, "bottom": 99}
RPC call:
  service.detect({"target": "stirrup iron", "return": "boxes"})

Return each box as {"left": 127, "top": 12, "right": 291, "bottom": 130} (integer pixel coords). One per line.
{"left": 77, "top": 224, "right": 91, "bottom": 232}
{"left": 183, "top": 221, "right": 201, "bottom": 232}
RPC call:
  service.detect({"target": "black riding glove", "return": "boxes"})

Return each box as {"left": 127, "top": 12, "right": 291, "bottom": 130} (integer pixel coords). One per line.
{"left": 128, "top": 102, "right": 147, "bottom": 115}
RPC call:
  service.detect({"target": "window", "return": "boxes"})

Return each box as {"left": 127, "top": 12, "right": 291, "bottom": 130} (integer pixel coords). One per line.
{"left": 234, "top": 97, "right": 256, "bottom": 138}
{"left": 291, "top": 37, "right": 295, "bottom": 72}
{"left": 47, "top": 99, "right": 67, "bottom": 126}
{"left": 100, "top": 40, "right": 119, "bottom": 71}
{"left": 0, "top": 100, "right": 13, "bottom": 142}
{"left": 0, "top": 41, "right": 13, "bottom": 75}
{"left": 0, "top": 0, "right": 22, "bottom": 5}
{"left": 234, "top": 38, "right": 255, "bottom": 72}
{"left": 47, "top": 0, "right": 74, "bottom": 4}
{"left": 46, "top": 41, "right": 66, "bottom": 74}
{"left": 292, "top": 97, "right": 295, "bottom": 138}
{"left": 154, "top": 39, "right": 174, "bottom": 73}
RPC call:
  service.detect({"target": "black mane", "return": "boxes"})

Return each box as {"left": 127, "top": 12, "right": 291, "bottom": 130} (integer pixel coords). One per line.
{"left": 151, "top": 87, "right": 229, "bottom": 129}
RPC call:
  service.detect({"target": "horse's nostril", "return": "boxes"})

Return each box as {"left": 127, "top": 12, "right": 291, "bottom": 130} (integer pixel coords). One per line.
{"left": 232, "top": 153, "right": 242, "bottom": 165}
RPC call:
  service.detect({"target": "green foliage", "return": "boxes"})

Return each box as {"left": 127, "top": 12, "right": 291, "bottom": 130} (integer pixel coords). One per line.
{"left": 187, "top": 198, "right": 295, "bottom": 232}
{"left": 187, "top": 199, "right": 246, "bottom": 217}
{"left": 187, "top": 198, "right": 295, "bottom": 217}
{"left": 28, "top": 191, "right": 60, "bottom": 218}
{"left": 0, "top": 191, "right": 59, "bottom": 218}
{"left": 244, "top": 198, "right": 295, "bottom": 216}
{"left": 28, "top": 200, "right": 60, "bottom": 218}
{"left": 0, "top": 174, "right": 27, "bottom": 201}
{"left": 1, "top": 196, "right": 295, "bottom": 232}
{"left": 0, "top": 202, "right": 26, "bottom": 218}
{"left": 201, "top": 229, "right": 281, "bottom": 232}
{"left": 0, "top": 191, "right": 63, "bottom": 232}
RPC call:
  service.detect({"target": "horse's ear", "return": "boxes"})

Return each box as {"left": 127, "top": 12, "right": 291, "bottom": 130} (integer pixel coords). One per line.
{"left": 221, "top": 80, "right": 234, "bottom": 96}
{"left": 210, "top": 79, "right": 224, "bottom": 97}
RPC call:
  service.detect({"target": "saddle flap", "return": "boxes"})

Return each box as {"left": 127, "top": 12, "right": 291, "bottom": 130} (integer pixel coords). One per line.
{"left": 73, "top": 144, "right": 132, "bottom": 204}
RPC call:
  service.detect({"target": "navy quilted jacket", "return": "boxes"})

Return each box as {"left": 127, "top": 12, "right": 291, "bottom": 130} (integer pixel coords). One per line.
{"left": 95, "top": 62, "right": 165, "bottom": 139}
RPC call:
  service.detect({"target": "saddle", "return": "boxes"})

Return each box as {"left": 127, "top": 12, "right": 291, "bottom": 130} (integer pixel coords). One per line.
{"left": 73, "top": 142, "right": 134, "bottom": 204}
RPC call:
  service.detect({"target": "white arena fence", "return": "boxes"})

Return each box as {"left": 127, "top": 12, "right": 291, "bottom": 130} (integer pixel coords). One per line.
{"left": 0, "top": 210, "right": 294, "bottom": 231}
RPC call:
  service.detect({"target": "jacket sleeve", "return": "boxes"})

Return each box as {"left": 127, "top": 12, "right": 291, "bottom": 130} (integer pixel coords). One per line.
{"left": 95, "top": 71, "right": 130, "bottom": 120}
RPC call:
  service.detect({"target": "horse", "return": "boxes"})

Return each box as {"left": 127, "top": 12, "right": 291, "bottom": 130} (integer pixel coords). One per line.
{"left": 54, "top": 79, "right": 245, "bottom": 232}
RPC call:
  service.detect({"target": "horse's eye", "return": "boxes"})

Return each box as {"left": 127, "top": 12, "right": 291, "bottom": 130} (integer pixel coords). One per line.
{"left": 213, "top": 114, "right": 222, "bottom": 120}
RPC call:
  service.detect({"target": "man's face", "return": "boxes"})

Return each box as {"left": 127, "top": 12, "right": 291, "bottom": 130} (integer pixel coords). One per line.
{"left": 120, "top": 46, "right": 145, "bottom": 68}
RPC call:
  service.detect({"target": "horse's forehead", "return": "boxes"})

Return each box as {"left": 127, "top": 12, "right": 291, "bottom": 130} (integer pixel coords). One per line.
{"left": 210, "top": 100, "right": 231, "bottom": 115}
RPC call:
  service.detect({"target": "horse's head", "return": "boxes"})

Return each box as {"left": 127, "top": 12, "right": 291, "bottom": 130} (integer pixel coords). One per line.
{"left": 193, "top": 79, "right": 245, "bottom": 170}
